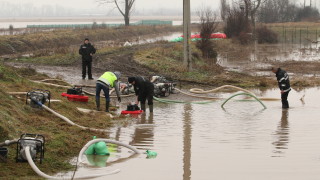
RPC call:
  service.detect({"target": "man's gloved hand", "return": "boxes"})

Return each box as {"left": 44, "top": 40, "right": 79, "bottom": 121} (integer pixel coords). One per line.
{"left": 118, "top": 97, "right": 121, "bottom": 102}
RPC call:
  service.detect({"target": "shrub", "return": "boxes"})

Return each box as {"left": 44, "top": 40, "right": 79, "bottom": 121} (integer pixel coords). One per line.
{"left": 256, "top": 26, "right": 278, "bottom": 44}
{"left": 238, "top": 31, "right": 252, "bottom": 45}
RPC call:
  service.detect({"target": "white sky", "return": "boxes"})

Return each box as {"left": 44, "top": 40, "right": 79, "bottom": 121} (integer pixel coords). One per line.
{"left": 2, "top": 0, "right": 222, "bottom": 10}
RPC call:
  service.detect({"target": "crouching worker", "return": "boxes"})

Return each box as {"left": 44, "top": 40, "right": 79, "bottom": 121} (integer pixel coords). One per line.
{"left": 96, "top": 71, "right": 121, "bottom": 112}
{"left": 128, "top": 76, "right": 154, "bottom": 113}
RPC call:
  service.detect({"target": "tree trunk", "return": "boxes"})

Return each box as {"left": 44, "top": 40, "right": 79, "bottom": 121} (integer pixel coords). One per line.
{"left": 124, "top": 15, "right": 130, "bottom": 26}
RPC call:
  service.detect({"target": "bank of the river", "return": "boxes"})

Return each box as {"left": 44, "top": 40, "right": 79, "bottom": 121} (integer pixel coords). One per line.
{"left": 0, "top": 63, "right": 125, "bottom": 179}
{"left": 0, "top": 25, "right": 181, "bottom": 56}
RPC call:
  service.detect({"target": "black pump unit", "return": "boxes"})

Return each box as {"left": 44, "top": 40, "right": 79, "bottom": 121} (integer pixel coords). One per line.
{"left": 67, "top": 86, "right": 83, "bottom": 95}
{"left": 26, "top": 89, "right": 51, "bottom": 108}
{"left": 16, "top": 133, "right": 45, "bottom": 164}
{"left": 126, "top": 104, "right": 140, "bottom": 111}
{"left": 0, "top": 147, "right": 8, "bottom": 162}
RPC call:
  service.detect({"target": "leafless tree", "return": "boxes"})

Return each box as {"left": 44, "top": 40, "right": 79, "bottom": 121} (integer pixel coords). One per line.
{"left": 96, "top": 0, "right": 135, "bottom": 26}
{"left": 257, "top": 0, "right": 299, "bottom": 23}
{"left": 196, "top": 8, "right": 219, "bottom": 62}
{"left": 241, "top": 0, "right": 264, "bottom": 26}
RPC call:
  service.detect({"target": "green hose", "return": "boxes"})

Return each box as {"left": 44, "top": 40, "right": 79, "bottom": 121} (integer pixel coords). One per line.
{"left": 153, "top": 96, "right": 216, "bottom": 104}
{"left": 221, "top": 93, "right": 267, "bottom": 109}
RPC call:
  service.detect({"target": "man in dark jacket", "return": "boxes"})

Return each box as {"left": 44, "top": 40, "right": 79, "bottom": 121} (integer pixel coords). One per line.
{"left": 272, "top": 67, "right": 291, "bottom": 109}
{"left": 128, "top": 76, "right": 154, "bottom": 113}
{"left": 79, "top": 38, "right": 96, "bottom": 80}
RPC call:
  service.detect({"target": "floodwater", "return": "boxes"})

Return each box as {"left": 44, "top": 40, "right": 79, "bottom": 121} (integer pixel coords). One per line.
{"left": 59, "top": 87, "right": 320, "bottom": 180}
{"left": 217, "top": 42, "right": 320, "bottom": 76}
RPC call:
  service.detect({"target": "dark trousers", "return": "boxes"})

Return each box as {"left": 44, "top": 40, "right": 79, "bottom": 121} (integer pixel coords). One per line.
{"left": 281, "top": 91, "right": 290, "bottom": 109}
{"left": 140, "top": 87, "right": 154, "bottom": 106}
{"left": 96, "top": 83, "right": 110, "bottom": 102}
{"left": 82, "top": 60, "right": 92, "bottom": 79}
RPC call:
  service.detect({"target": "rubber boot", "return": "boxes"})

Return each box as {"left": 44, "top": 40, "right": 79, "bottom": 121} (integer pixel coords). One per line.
{"left": 141, "top": 104, "right": 146, "bottom": 112}
{"left": 106, "top": 101, "right": 110, "bottom": 112}
{"left": 96, "top": 97, "right": 100, "bottom": 111}
{"left": 149, "top": 105, "right": 153, "bottom": 113}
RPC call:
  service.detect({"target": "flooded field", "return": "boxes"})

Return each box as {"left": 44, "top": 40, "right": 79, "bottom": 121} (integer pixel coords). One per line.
{"left": 218, "top": 42, "right": 320, "bottom": 75}
{"left": 61, "top": 87, "right": 320, "bottom": 180}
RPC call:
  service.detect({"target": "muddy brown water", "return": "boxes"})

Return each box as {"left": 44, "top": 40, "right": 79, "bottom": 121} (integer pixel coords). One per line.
{"left": 7, "top": 45, "right": 320, "bottom": 179}
{"left": 53, "top": 87, "right": 320, "bottom": 180}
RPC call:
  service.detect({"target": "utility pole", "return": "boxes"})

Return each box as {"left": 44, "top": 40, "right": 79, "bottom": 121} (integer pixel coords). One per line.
{"left": 183, "top": 0, "right": 192, "bottom": 71}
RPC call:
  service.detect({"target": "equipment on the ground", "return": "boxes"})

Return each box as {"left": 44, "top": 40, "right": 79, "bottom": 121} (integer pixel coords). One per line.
{"left": 0, "top": 147, "right": 8, "bottom": 162}
{"left": 62, "top": 86, "right": 88, "bottom": 102}
{"left": 67, "top": 86, "right": 83, "bottom": 95}
{"left": 61, "top": 93, "right": 89, "bottom": 102}
{"left": 26, "top": 89, "right": 51, "bottom": 108}
{"left": 120, "top": 82, "right": 134, "bottom": 95}
{"left": 16, "top": 133, "right": 45, "bottom": 164}
{"left": 151, "top": 76, "right": 176, "bottom": 97}
{"left": 121, "top": 103, "right": 143, "bottom": 114}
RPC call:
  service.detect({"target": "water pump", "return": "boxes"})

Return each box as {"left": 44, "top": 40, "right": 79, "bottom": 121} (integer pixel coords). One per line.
{"left": 152, "top": 76, "right": 176, "bottom": 97}
{"left": 26, "top": 89, "right": 51, "bottom": 108}
{"left": 16, "top": 133, "right": 45, "bottom": 164}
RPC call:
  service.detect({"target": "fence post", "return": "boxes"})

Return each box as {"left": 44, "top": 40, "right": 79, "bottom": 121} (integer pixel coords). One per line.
{"left": 300, "top": 28, "right": 302, "bottom": 48}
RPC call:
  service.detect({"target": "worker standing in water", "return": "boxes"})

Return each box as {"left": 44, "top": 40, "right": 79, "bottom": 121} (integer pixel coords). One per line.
{"left": 128, "top": 76, "right": 154, "bottom": 113}
{"left": 271, "top": 67, "right": 291, "bottom": 109}
{"left": 79, "top": 38, "right": 96, "bottom": 80}
{"left": 96, "top": 71, "right": 121, "bottom": 112}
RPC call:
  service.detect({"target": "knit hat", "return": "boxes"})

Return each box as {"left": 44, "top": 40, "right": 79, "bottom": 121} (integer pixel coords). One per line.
{"left": 128, "top": 77, "right": 136, "bottom": 83}
{"left": 113, "top": 71, "right": 121, "bottom": 79}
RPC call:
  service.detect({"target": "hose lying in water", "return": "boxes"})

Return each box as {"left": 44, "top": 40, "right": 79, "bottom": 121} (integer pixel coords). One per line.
{"left": 153, "top": 96, "right": 217, "bottom": 104}
{"left": 188, "top": 85, "right": 279, "bottom": 101}
{"left": 221, "top": 92, "right": 267, "bottom": 109}
{"left": 175, "top": 89, "right": 223, "bottom": 100}
{"left": 25, "top": 146, "right": 120, "bottom": 179}
{"left": 190, "top": 85, "right": 255, "bottom": 95}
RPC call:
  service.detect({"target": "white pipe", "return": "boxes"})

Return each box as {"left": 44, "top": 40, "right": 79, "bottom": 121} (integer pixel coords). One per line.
{"left": 190, "top": 85, "right": 256, "bottom": 95}
{"left": 0, "top": 139, "right": 18, "bottom": 147}
{"left": 186, "top": 85, "right": 279, "bottom": 101}
{"left": 41, "top": 104, "right": 109, "bottom": 133}
{"left": 25, "top": 146, "right": 120, "bottom": 180}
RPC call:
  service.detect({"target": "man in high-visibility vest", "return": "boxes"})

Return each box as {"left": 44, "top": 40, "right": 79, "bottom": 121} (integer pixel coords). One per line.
{"left": 96, "top": 71, "right": 121, "bottom": 112}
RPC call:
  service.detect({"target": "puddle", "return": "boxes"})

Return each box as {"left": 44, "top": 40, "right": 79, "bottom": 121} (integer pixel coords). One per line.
{"left": 55, "top": 87, "right": 320, "bottom": 180}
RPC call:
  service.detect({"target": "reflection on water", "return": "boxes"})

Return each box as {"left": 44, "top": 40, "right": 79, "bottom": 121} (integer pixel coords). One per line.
{"left": 68, "top": 88, "right": 320, "bottom": 180}
{"left": 130, "top": 114, "right": 154, "bottom": 147}
{"left": 272, "top": 110, "right": 289, "bottom": 157}
{"left": 183, "top": 104, "right": 192, "bottom": 180}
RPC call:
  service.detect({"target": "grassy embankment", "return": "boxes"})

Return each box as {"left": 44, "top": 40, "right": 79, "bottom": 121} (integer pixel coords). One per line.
{"left": 0, "top": 62, "right": 123, "bottom": 179}
{"left": 5, "top": 22, "right": 320, "bottom": 88}
{"left": 1, "top": 25, "right": 181, "bottom": 65}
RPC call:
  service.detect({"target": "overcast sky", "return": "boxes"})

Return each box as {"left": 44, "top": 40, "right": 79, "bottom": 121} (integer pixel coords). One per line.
{"left": 1, "top": 0, "right": 221, "bottom": 11}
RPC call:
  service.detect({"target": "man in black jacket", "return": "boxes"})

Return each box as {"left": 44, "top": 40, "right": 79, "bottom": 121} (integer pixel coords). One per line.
{"left": 272, "top": 67, "right": 291, "bottom": 109}
{"left": 128, "top": 76, "right": 154, "bottom": 113}
{"left": 79, "top": 38, "right": 96, "bottom": 80}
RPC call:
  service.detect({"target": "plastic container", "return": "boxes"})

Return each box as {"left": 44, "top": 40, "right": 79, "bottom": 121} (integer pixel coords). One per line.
{"left": 121, "top": 110, "right": 144, "bottom": 114}
{"left": 61, "top": 93, "right": 88, "bottom": 102}
{"left": 146, "top": 150, "right": 157, "bottom": 158}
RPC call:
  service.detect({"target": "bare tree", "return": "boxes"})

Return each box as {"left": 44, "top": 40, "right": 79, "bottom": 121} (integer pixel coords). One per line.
{"left": 96, "top": 0, "right": 135, "bottom": 26}
{"left": 196, "top": 8, "right": 219, "bottom": 62}
{"left": 241, "top": 0, "right": 263, "bottom": 25}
